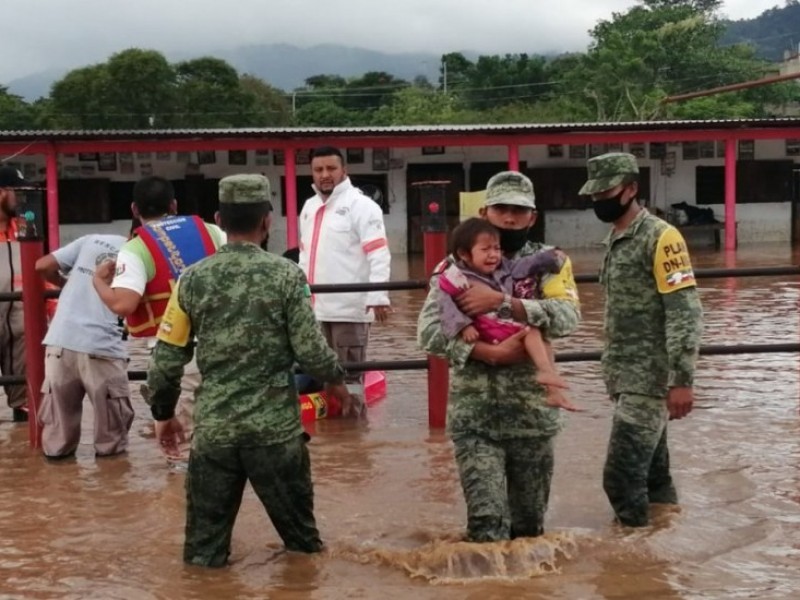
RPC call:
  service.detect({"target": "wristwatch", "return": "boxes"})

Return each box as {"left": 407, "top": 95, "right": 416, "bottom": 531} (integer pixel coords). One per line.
{"left": 497, "top": 294, "right": 513, "bottom": 320}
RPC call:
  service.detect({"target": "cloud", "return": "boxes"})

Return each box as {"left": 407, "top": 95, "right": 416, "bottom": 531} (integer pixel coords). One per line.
{"left": 0, "top": 0, "right": 780, "bottom": 82}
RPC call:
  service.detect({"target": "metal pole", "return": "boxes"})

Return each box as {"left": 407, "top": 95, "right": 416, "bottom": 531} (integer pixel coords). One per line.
{"left": 508, "top": 144, "right": 520, "bottom": 171}
{"left": 46, "top": 145, "right": 59, "bottom": 251}
{"left": 423, "top": 230, "right": 448, "bottom": 429}
{"left": 285, "top": 148, "right": 299, "bottom": 249}
{"left": 724, "top": 138, "right": 737, "bottom": 251}
{"left": 20, "top": 240, "right": 46, "bottom": 448}
{"left": 416, "top": 180, "right": 451, "bottom": 429}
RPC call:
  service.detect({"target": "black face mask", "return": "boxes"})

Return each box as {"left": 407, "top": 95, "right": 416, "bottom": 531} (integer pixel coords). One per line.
{"left": 592, "top": 190, "right": 633, "bottom": 223}
{"left": 496, "top": 226, "right": 530, "bottom": 254}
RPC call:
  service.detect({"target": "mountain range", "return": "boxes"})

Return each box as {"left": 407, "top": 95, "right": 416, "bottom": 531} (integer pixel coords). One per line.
{"left": 8, "top": 4, "right": 800, "bottom": 101}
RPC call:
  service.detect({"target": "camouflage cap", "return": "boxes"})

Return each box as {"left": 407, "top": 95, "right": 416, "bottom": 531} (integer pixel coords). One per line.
{"left": 218, "top": 174, "right": 271, "bottom": 204}
{"left": 484, "top": 171, "right": 536, "bottom": 209}
{"left": 579, "top": 152, "right": 639, "bottom": 195}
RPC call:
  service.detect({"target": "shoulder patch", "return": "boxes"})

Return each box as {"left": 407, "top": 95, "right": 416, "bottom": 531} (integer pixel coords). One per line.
{"left": 653, "top": 227, "right": 696, "bottom": 294}
{"left": 156, "top": 285, "right": 191, "bottom": 347}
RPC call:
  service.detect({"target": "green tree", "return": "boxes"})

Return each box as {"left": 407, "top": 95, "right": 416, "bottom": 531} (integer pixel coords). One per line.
{"left": 48, "top": 49, "right": 176, "bottom": 128}
{"left": 48, "top": 64, "right": 112, "bottom": 128}
{"left": 174, "top": 57, "right": 249, "bottom": 127}
{"left": 294, "top": 99, "right": 357, "bottom": 126}
{"left": 0, "top": 86, "right": 35, "bottom": 129}
{"left": 371, "top": 86, "right": 462, "bottom": 125}
{"left": 105, "top": 49, "right": 176, "bottom": 128}
{"left": 552, "top": 0, "right": 783, "bottom": 121}
{"left": 239, "top": 74, "right": 292, "bottom": 126}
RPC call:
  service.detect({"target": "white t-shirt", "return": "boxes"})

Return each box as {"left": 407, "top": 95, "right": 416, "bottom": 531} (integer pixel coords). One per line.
{"left": 43, "top": 234, "right": 128, "bottom": 359}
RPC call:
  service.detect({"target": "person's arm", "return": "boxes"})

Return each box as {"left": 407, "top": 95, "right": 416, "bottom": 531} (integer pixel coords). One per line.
{"left": 93, "top": 247, "right": 145, "bottom": 317}
{"left": 298, "top": 204, "right": 311, "bottom": 276}
{"left": 36, "top": 237, "right": 85, "bottom": 287}
{"left": 515, "top": 254, "right": 581, "bottom": 338}
{"left": 355, "top": 200, "right": 391, "bottom": 310}
{"left": 35, "top": 254, "right": 67, "bottom": 288}
{"left": 652, "top": 228, "right": 704, "bottom": 419}
{"left": 438, "top": 284, "right": 476, "bottom": 340}
{"left": 146, "top": 276, "right": 195, "bottom": 421}
{"left": 418, "top": 276, "right": 528, "bottom": 368}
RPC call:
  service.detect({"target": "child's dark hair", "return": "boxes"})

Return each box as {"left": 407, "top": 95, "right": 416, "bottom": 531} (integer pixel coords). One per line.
{"left": 449, "top": 218, "right": 500, "bottom": 258}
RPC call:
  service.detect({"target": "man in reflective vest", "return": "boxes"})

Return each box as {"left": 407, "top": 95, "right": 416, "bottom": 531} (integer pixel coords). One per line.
{"left": 0, "top": 166, "right": 58, "bottom": 423}
{"left": 94, "top": 176, "right": 225, "bottom": 452}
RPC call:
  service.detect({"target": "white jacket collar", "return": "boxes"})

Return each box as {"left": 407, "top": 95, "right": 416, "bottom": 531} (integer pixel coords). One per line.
{"left": 312, "top": 177, "right": 353, "bottom": 204}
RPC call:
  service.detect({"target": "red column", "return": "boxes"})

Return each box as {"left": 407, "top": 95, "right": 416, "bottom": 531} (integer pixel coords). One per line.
{"left": 423, "top": 231, "right": 449, "bottom": 429}
{"left": 284, "top": 148, "right": 298, "bottom": 249}
{"left": 724, "top": 139, "right": 737, "bottom": 251}
{"left": 508, "top": 144, "right": 520, "bottom": 171}
{"left": 20, "top": 240, "right": 46, "bottom": 448}
{"left": 45, "top": 146, "right": 59, "bottom": 251}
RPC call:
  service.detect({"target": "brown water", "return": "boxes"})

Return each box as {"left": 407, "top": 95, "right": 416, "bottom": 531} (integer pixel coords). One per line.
{"left": 2, "top": 243, "right": 799, "bottom": 599}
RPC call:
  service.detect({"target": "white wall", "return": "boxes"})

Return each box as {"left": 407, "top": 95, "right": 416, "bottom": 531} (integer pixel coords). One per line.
{"left": 6, "top": 139, "right": 794, "bottom": 252}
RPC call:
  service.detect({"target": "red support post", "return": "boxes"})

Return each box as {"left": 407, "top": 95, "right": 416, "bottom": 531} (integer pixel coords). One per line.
{"left": 20, "top": 240, "right": 46, "bottom": 448}
{"left": 284, "top": 148, "right": 298, "bottom": 249}
{"left": 508, "top": 144, "right": 520, "bottom": 171}
{"left": 45, "top": 145, "right": 59, "bottom": 251}
{"left": 423, "top": 230, "right": 449, "bottom": 429}
{"left": 724, "top": 138, "right": 737, "bottom": 251}
{"left": 415, "top": 179, "right": 452, "bottom": 429}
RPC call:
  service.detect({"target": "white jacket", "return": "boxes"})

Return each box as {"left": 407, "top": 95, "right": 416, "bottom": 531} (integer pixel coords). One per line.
{"left": 299, "top": 177, "right": 391, "bottom": 323}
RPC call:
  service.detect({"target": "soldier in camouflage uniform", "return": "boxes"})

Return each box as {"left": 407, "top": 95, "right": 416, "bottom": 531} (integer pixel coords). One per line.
{"left": 579, "top": 152, "right": 703, "bottom": 527}
{"left": 146, "top": 174, "right": 353, "bottom": 567}
{"left": 417, "top": 171, "right": 581, "bottom": 542}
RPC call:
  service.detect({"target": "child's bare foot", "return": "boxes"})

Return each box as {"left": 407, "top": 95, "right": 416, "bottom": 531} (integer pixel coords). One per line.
{"left": 536, "top": 370, "right": 569, "bottom": 389}
{"left": 545, "top": 387, "right": 583, "bottom": 412}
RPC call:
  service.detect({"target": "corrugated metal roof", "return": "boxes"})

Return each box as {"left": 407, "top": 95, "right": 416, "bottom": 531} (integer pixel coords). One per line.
{"left": 2, "top": 118, "right": 800, "bottom": 140}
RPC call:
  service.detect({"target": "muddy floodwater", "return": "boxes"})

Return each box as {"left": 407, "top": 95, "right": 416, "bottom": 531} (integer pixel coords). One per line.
{"left": 1, "top": 243, "right": 799, "bottom": 599}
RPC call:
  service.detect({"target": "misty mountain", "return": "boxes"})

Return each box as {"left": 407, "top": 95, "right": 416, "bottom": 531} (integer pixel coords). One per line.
{"left": 721, "top": 2, "right": 800, "bottom": 62}
{"left": 7, "top": 43, "right": 473, "bottom": 101}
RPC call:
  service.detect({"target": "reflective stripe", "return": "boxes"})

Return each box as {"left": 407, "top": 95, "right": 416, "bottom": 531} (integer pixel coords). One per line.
{"left": 362, "top": 238, "right": 388, "bottom": 254}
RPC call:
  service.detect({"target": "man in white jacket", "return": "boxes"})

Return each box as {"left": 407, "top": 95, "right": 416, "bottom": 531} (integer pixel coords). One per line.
{"left": 299, "top": 146, "right": 391, "bottom": 415}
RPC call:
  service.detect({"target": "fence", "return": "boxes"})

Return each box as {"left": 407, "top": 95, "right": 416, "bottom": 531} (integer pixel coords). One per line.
{"left": 6, "top": 239, "right": 800, "bottom": 448}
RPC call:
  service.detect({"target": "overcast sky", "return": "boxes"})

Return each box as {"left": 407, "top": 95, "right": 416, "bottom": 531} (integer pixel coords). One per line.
{"left": 0, "top": 0, "right": 782, "bottom": 82}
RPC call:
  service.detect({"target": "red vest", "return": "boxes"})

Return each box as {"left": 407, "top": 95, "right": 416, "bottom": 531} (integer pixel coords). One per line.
{"left": 126, "top": 215, "right": 216, "bottom": 337}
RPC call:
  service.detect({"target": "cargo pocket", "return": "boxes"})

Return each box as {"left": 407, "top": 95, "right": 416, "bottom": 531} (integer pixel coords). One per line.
{"left": 108, "top": 378, "right": 134, "bottom": 431}
{"left": 37, "top": 380, "right": 56, "bottom": 428}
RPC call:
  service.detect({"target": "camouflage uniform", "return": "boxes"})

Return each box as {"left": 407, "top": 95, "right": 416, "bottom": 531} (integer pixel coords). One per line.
{"left": 581, "top": 153, "right": 704, "bottom": 527}
{"left": 417, "top": 171, "right": 581, "bottom": 542}
{"left": 146, "top": 174, "right": 345, "bottom": 567}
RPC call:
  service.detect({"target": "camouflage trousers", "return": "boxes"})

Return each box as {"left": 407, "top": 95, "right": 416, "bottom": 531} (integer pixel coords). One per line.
{"left": 453, "top": 434, "right": 554, "bottom": 542}
{"left": 184, "top": 434, "right": 323, "bottom": 567}
{"left": 603, "top": 393, "right": 678, "bottom": 527}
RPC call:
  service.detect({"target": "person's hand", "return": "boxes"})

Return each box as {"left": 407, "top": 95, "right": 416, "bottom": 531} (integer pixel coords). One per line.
{"left": 455, "top": 285, "right": 503, "bottom": 318}
{"left": 154, "top": 417, "right": 186, "bottom": 458}
{"left": 460, "top": 325, "right": 480, "bottom": 343}
{"left": 368, "top": 305, "right": 391, "bottom": 324}
{"left": 667, "top": 386, "right": 694, "bottom": 420}
{"left": 488, "top": 327, "right": 530, "bottom": 365}
{"left": 94, "top": 259, "right": 116, "bottom": 285}
{"left": 327, "top": 382, "right": 366, "bottom": 418}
